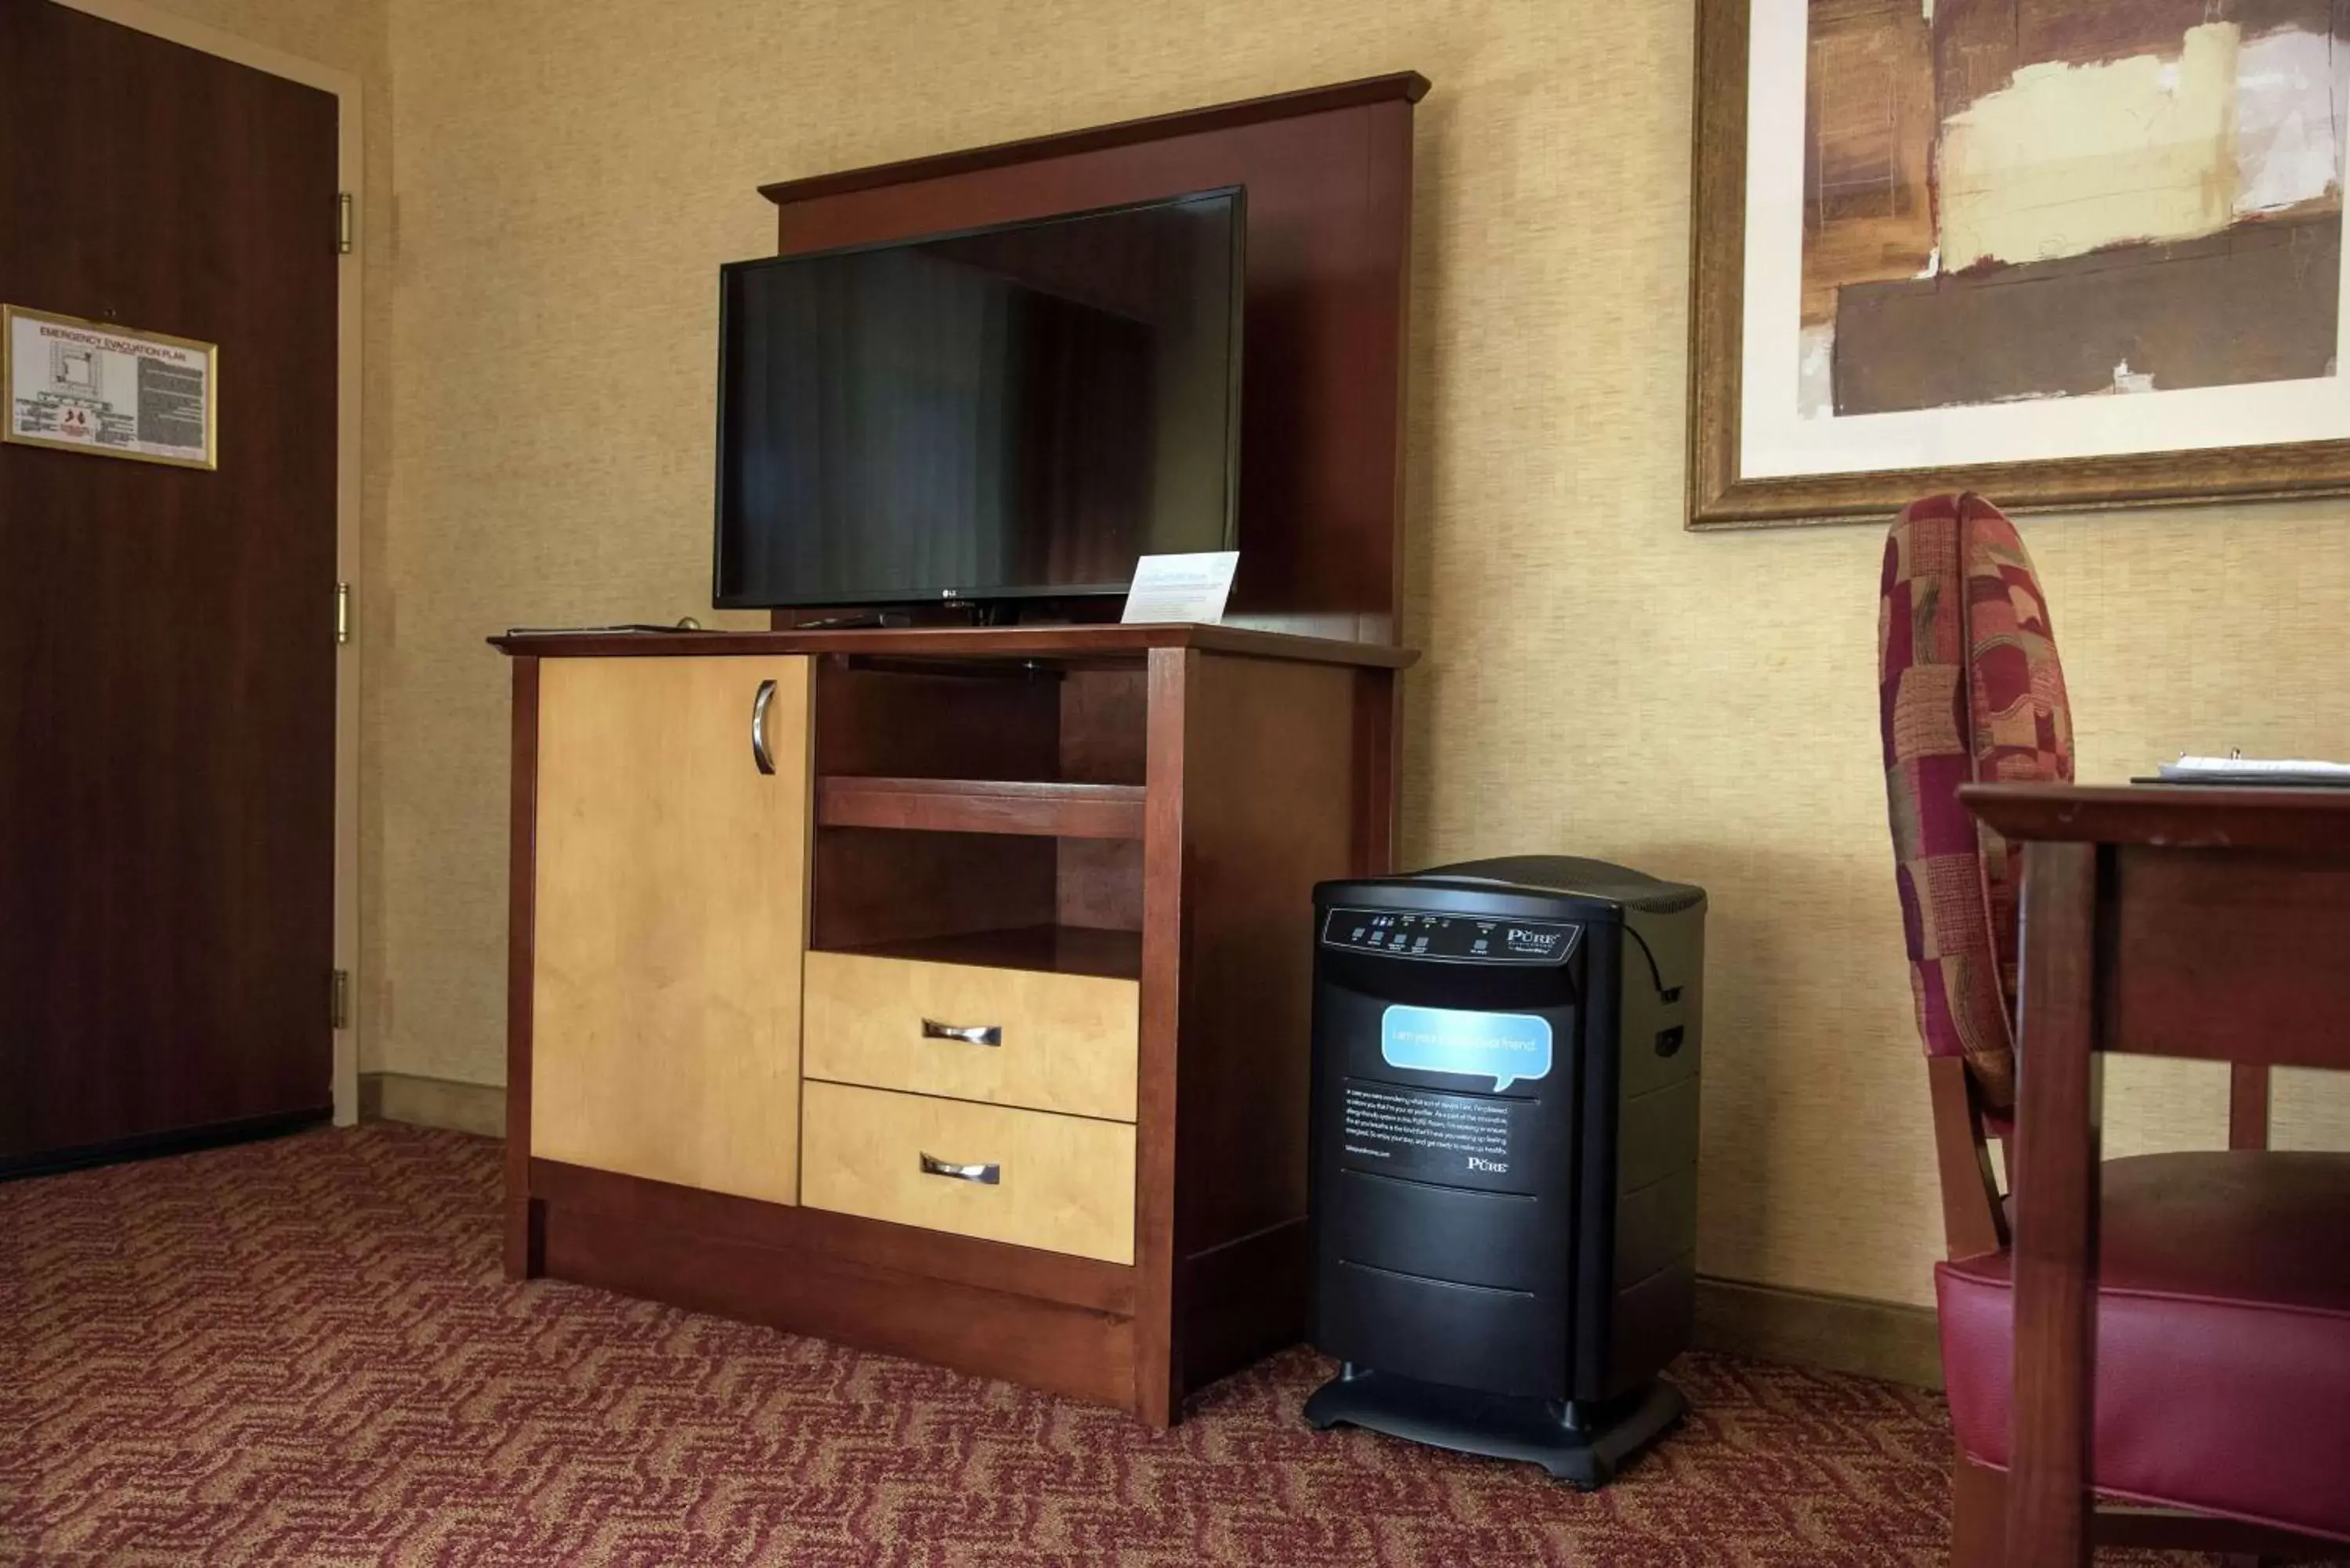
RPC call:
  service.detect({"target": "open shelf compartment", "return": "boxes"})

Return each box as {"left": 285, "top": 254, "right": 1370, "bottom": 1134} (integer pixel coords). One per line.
{"left": 808, "top": 653, "right": 1149, "bottom": 981}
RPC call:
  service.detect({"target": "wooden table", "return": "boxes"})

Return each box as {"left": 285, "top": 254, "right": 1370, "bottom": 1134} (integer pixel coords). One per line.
{"left": 1958, "top": 783, "right": 2350, "bottom": 1568}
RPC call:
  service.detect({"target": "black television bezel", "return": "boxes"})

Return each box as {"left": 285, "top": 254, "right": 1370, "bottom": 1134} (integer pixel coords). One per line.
{"left": 710, "top": 184, "right": 1246, "bottom": 611}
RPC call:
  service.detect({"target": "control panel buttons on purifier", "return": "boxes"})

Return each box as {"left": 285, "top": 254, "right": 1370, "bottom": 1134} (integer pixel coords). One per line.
{"left": 1321, "top": 909, "right": 1581, "bottom": 966}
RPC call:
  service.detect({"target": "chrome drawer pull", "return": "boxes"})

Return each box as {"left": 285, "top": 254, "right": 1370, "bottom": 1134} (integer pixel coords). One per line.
{"left": 750, "top": 678, "right": 778, "bottom": 775}
{"left": 919, "top": 1152, "right": 1000, "bottom": 1184}
{"left": 921, "top": 1018, "right": 1001, "bottom": 1047}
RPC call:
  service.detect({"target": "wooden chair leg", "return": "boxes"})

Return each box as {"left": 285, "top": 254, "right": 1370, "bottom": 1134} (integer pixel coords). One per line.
{"left": 1950, "top": 1444, "right": 2005, "bottom": 1568}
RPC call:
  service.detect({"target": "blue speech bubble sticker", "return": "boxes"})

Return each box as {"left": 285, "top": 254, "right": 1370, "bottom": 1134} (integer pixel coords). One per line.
{"left": 1379, "top": 1004, "right": 1553, "bottom": 1093}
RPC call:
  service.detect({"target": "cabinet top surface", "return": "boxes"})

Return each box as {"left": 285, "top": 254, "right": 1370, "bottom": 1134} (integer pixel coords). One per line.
{"left": 489, "top": 623, "right": 1418, "bottom": 668}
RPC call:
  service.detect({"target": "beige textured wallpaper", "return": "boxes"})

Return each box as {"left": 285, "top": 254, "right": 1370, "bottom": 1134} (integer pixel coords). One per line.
{"left": 368, "top": 0, "right": 2350, "bottom": 1306}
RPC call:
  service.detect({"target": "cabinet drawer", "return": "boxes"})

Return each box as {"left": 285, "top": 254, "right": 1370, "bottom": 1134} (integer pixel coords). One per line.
{"left": 803, "top": 952, "right": 1138, "bottom": 1122}
{"left": 800, "top": 1081, "right": 1135, "bottom": 1264}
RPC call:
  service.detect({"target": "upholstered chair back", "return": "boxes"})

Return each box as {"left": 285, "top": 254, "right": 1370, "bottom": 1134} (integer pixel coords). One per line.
{"left": 1878, "top": 493, "right": 2073, "bottom": 1113}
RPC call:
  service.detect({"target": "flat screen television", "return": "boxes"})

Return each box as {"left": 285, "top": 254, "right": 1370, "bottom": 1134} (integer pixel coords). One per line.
{"left": 713, "top": 187, "right": 1244, "bottom": 611}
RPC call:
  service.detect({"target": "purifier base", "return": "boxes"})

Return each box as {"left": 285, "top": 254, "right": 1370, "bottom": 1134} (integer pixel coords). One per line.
{"left": 1303, "top": 1366, "right": 1685, "bottom": 1488}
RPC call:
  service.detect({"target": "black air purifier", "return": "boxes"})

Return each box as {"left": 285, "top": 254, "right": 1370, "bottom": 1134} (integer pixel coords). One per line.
{"left": 1303, "top": 855, "right": 1705, "bottom": 1486}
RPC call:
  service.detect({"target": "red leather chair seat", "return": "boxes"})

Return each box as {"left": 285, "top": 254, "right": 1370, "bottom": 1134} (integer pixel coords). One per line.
{"left": 1938, "top": 1151, "right": 2350, "bottom": 1541}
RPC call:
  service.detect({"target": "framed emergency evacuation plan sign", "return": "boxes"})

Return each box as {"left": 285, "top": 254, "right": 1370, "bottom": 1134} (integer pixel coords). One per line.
{"left": 3, "top": 304, "right": 217, "bottom": 471}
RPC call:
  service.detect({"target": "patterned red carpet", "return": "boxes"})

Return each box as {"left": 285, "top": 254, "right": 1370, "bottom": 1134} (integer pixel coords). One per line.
{"left": 0, "top": 1125, "right": 2083, "bottom": 1563}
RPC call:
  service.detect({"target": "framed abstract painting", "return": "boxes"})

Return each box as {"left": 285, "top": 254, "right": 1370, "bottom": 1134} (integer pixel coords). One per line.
{"left": 1688, "top": 0, "right": 2350, "bottom": 527}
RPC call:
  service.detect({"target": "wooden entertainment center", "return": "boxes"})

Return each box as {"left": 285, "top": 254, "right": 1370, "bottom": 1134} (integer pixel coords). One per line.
{"left": 494, "top": 74, "right": 1424, "bottom": 1426}
{"left": 498, "top": 626, "right": 1409, "bottom": 1425}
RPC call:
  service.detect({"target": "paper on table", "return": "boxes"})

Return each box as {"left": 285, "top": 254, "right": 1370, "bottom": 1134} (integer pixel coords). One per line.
{"left": 2150, "top": 755, "right": 2350, "bottom": 786}
{"left": 2161, "top": 756, "right": 2350, "bottom": 779}
{"left": 1120, "top": 551, "right": 1239, "bottom": 625}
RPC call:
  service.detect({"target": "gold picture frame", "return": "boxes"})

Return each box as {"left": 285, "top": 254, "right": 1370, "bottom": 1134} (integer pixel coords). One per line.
{"left": 2, "top": 303, "right": 219, "bottom": 471}
{"left": 1687, "top": 0, "right": 2350, "bottom": 529}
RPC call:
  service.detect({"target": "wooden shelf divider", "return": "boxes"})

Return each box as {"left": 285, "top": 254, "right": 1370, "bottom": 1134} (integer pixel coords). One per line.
{"left": 815, "top": 923, "right": 1144, "bottom": 981}
{"left": 815, "top": 775, "right": 1147, "bottom": 840}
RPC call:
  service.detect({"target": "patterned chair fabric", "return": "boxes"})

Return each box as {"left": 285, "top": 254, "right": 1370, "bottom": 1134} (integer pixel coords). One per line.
{"left": 1878, "top": 493, "right": 2073, "bottom": 1113}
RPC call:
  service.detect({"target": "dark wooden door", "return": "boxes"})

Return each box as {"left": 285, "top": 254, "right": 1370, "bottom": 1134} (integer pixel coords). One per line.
{"left": 0, "top": 0, "right": 339, "bottom": 1171}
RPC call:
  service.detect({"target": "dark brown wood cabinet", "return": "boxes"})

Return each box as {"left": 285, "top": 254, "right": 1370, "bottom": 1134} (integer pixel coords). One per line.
{"left": 495, "top": 623, "right": 1411, "bottom": 1425}
{"left": 761, "top": 71, "right": 1426, "bottom": 647}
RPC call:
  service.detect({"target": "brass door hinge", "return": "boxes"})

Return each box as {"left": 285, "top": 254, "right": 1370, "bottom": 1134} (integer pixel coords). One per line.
{"left": 336, "top": 193, "right": 355, "bottom": 255}
{"left": 331, "top": 969, "right": 351, "bottom": 1031}
{"left": 336, "top": 581, "right": 352, "bottom": 645}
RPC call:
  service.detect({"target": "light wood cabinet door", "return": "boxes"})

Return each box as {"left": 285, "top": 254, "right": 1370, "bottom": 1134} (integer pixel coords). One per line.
{"left": 530, "top": 656, "right": 810, "bottom": 1204}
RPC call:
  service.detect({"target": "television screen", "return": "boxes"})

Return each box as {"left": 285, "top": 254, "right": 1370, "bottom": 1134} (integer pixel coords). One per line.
{"left": 714, "top": 188, "right": 1243, "bottom": 609}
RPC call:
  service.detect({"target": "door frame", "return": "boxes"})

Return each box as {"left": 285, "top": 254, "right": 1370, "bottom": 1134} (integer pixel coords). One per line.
{"left": 51, "top": 0, "right": 366, "bottom": 1125}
